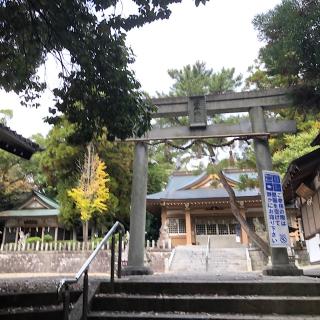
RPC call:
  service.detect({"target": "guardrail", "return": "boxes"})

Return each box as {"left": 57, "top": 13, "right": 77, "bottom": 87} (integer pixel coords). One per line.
{"left": 57, "top": 221, "right": 125, "bottom": 320}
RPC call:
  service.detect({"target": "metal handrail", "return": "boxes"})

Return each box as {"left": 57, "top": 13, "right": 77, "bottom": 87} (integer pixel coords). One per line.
{"left": 57, "top": 221, "right": 125, "bottom": 320}
{"left": 205, "top": 236, "right": 210, "bottom": 272}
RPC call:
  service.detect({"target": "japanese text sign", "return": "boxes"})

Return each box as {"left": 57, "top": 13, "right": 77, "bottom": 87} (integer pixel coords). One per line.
{"left": 262, "top": 170, "right": 290, "bottom": 248}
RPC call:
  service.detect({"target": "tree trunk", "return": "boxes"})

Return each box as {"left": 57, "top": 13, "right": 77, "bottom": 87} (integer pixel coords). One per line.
{"left": 218, "top": 171, "right": 270, "bottom": 257}
{"left": 83, "top": 221, "right": 89, "bottom": 249}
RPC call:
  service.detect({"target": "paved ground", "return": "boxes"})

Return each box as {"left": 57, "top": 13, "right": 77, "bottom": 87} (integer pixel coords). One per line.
{"left": 0, "top": 265, "right": 319, "bottom": 293}
{"left": 0, "top": 268, "right": 320, "bottom": 293}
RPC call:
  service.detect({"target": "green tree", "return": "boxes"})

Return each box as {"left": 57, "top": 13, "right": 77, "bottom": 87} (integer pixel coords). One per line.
{"left": 32, "top": 119, "right": 134, "bottom": 229}
{"left": 166, "top": 61, "right": 242, "bottom": 97}
{"left": 253, "top": 0, "right": 320, "bottom": 109}
{"left": 68, "top": 144, "right": 110, "bottom": 244}
{"left": 0, "top": 0, "right": 208, "bottom": 143}
{"left": 154, "top": 61, "right": 243, "bottom": 168}
{"left": 272, "top": 121, "right": 320, "bottom": 175}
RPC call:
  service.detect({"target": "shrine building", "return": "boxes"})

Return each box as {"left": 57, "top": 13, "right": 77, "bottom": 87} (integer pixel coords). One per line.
{"left": 0, "top": 190, "right": 62, "bottom": 246}
{"left": 147, "top": 169, "right": 299, "bottom": 248}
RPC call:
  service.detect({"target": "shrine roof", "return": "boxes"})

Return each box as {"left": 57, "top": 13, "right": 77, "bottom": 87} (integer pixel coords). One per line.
{"left": 282, "top": 147, "right": 320, "bottom": 201}
{"left": 164, "top": 169, "right": 257, "bottom": 193}
{"left": 223, "top": 170, "right": 257, "bottom": 183}
{"left": 0, "top": 209, "right": 59, "bottom": 218}
{"left": 32, "top": 190, "right": 59, "bottom": 209}
{"left": 0, "top": 123, "right": 42, "bottom": 159}
{"left": 147, "top": 187, "right": 260, "bottom": 201}
{"left": 166, "top": 172, "right": 206, "bottom": 192}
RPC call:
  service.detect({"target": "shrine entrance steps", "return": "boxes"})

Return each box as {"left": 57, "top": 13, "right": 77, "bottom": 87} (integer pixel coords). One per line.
{"left": 0, "top": 288, "right": 81, "bottom": 319}
{"left": 169, "top": 245, "right": 248, "bottom": 273}
{"left": 1, "top": 274, "right": 320, "bottom": 319}
{"left": 88, "top": 277, "right": 320, "bottom": 319}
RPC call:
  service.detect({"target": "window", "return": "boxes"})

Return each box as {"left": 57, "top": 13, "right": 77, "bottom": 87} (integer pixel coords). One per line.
{"left": 247, "top": 218, "right": 255, "bottom": 232}
{"left": 168, "top": 219, "right": 178, "bottom": 233}
{"left": 178, "top": 219, "right": 186, "bottom": 233}
{"left": 229, "top": 224, "right": 236, "bottom": 235}
{"left": 218, "top": 224, "right": 228, "bottom": 235}
{"left": 196, "top": 224, "right": 206, "bottom": 235}
{"left": 168, "top": 218, "right": 186, "bottom": 234}
{"left": 207, "top": 224, "right": 217, "bottom": 235}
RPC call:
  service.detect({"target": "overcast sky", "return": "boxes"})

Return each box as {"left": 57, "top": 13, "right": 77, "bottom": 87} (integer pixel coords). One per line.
{"left": 1, "top": 0, "right": 281, "bottom": 138}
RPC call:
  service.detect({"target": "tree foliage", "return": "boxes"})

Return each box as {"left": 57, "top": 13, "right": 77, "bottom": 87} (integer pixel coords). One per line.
{"left": 165, "top": 61, "right": 242, "bottom": 97}
{"left": 0, "top": 0, "right": 208, "bottom": 143}
{"left": 253, "top": 0, "right": 320, "bottom": 108}
{"left": 68, "top": 148, "right": 110, "bottom": 222}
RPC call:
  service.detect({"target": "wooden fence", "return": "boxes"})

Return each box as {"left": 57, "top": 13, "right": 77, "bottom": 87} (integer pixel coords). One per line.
{"left": 0, "top": 238, "right": 172, "bottom": 252}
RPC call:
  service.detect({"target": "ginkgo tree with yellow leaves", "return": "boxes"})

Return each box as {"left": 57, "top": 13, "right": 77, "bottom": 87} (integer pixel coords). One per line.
{"left": 68, "top": 143, "right": 110, "bottom": 245}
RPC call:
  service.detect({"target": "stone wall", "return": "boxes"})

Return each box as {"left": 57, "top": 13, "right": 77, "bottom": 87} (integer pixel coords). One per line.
{"left": 248, "top": 248, "right": 268, "bottom": 271}
{"left": 0, "top": 251, "right": 111, "bottom": 273}
{"left": 147, "top": 250, "right": 172, "bottom": 273}
{"left": 0, "top": 250, "right": 171, "bottom": 274}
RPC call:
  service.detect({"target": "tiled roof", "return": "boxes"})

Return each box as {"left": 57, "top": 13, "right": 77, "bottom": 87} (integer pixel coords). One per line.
{"left": 33, "top": 190, "right": 59, "bottom": 209}
{"left": 223, "top": 171, "right": 258, "bottom": 183}
{"left": 166, "top": 173, "right": 206, "bottom": 192}
{"left": 147, "top": 187, "right": 260, "bottom": 201}
{"left": 147, "top": 170, "right": 260, "bottom": 202}
{"left": 0, "top": 123, "right": 42, "bottom": 159}
{"left": 0, "top": 209, "right": 59, "bottom": 218}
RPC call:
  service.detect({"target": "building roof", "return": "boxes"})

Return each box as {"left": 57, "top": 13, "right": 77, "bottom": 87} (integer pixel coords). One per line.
{"left": 223, "top": 170, "right": 257, "bottom": 183}
{"left": 148, "top": 187, "right": 260, "bottom": 201}
{"left": 0, "top": 123, "right": 41, "bottom": 159}
{"left": 0, "top": 209, "right": 59, "bottom": 218}
{"left": 0, "top": 190, "right": 59, "bottom": 218}
{"left": 166, "top": 173, "right": 204, "bottom": 192}
{"left": 147, "top": 169, "right": 260, "bottom": 204}
{"left": 32, "top": 190, "right": 59, "bottom": 209}
{"left": 282, "top": 147, "right": 320, "bottom": 202}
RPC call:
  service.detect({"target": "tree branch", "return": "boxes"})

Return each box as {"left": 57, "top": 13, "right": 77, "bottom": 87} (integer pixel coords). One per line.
{"left": 218, "top": 171, "right": 270, "bottom": 257}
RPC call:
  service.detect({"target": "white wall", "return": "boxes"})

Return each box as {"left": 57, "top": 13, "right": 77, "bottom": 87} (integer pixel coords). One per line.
{"left": 306, "top": 234, "right": 320, "bottom": 263}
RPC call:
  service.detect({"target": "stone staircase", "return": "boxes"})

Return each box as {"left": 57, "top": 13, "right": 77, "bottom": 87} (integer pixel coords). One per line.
{"left": 1, "top": 276, "right": 320, "bottom": 319}
{"left": 169, "top": 245, "right": 248, "bottom": 273}
{"left": 0, "top": 289, "right": 81, "bottom": 319}
{"left": 87, "top": 279, "right": 320, "bottom": 319}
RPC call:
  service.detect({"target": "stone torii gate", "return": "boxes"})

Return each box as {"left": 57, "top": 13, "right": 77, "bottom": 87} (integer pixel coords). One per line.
{"left": 123, "top": 88, "right": 302, "bottom": 276}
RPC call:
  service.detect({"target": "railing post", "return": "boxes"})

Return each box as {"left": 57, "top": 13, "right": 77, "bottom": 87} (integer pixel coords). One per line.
{"left": 63, "top": 284, "right": 70, "bottom": 320}
{"left": 82, "top": 269, "right": 89, "bottom": 320}
{"left": 110, "top": 234, "right": 115, "bottom": 284}
{"left": 117, "top": 231, "right": 122, "bottom": 278}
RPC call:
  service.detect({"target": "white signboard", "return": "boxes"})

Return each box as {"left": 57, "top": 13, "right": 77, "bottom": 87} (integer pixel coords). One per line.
{"left": 262, "top": 170, "right": 290, "bottom": 248}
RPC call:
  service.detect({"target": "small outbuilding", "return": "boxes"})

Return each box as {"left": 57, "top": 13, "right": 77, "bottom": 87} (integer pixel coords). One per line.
{"left": 0, "top": 190, "right": 62, "bottom": 247}
{"left": 283, "top": 145, "right": 320, "bottom": 263}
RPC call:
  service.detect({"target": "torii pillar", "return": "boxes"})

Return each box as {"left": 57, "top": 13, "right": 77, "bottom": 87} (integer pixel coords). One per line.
{"left": 249, "top": 107, "right": 302, "bottom": 276}
{"left": 122, "top": 142, "right": 153, "bottom": 275}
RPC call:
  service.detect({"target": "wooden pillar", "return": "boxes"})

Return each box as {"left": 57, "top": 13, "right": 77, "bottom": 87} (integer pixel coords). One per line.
{"left": 1, "top": 227, "right": 6, "bottom": 248}
{"left": 54, "top": 227, "right": 58, "bottom": 243}
{"left": 41, "top": 227, "right": 45, "bottom": 243}
{"left": 14, "top": 227, "right": 19, "bottom": 246}
{"left": 240, "top": 207, "right": 249, "bottom": 245}
{"left": 185, "top": 203, "right": 192, "bottom": 245}
{"left": 72, "top": 228, "right": 77, "bottom": 241}
{"left": 161, "top": 207, "right": 167, "bottom": 228}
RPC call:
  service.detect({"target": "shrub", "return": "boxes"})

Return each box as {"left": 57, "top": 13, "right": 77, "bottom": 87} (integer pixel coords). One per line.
{"left": 43, "top": 234, "right": 53, "bottom": 242}
{"left": 26, "top": 237, "right": 41, "bottom": 244}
